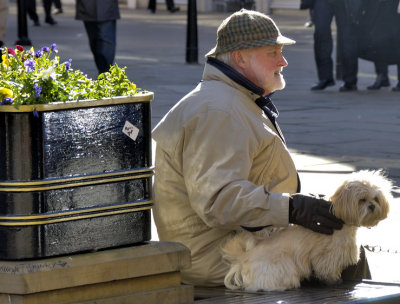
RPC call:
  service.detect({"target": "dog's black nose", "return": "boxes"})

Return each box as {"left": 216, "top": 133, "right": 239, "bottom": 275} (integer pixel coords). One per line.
{"left": 368, "top": 204, "right": 375, "bottom": 212}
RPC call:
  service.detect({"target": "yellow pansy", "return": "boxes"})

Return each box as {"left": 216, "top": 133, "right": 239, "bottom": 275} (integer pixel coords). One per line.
{"left": 0, "top": 87, "right": 13, "bottom": 98}
{"left": 1, "top": 54, "right": 8, "bottom": 66}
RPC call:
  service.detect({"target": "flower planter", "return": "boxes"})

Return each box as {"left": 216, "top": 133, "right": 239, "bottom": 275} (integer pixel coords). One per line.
{"left": 0, "top": 94, "right": 153, "bottom": 260}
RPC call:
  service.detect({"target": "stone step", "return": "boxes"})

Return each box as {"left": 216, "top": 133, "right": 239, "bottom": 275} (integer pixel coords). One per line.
{"left": 0, "top": 242, "right": 193, "bottom": 304}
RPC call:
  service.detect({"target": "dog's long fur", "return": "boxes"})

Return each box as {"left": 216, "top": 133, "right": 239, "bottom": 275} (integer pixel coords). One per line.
{"left": 221, "top": 170, "right": 393, "bottom": 291}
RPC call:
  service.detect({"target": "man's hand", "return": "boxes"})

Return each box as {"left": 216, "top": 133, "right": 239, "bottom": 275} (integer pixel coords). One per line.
{"left": 289, "top": 193, "right": 343, "bottom": 234}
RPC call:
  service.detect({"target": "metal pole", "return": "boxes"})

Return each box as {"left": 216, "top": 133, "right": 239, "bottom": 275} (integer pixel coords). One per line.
{"left": 15, "top": 0, "right": 32, "bottom": 46}
{"left": 186, "top": 0, "right": 198, "bottom": 64}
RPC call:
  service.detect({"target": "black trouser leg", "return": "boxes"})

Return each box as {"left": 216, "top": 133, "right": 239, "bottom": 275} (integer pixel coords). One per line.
{"left": 26, "top": 0, "right": 39, "bottom": 22}
{"left": 42, "top": 0, "right": 52, "bottom": 19}
{"left": 53, "top": 0, "right": 62, "bottom": 9}
{"left": 166, "top": 0, "right": 175, "bottom": 10}
{"left": 84, "top": 20, "right": 117, "bottom": 75}
{"left": 374, "top": 62, "right": 389, "bottom": 78}
{"left": 148, "top": 0, "right": 156, "bottom": 11}
{"left": 333, "top": 0, "right": 358, "bottom": 86}
{"left": 312, "top": 0, "right": 335, "bottom": 81}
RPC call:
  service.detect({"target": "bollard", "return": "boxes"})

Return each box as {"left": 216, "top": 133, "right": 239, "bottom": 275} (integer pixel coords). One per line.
{"left": 15, "top": 0, "right": 32, "bottom": 46}
{"left": 186, "top": 0, "right": 198, "bottom": 64}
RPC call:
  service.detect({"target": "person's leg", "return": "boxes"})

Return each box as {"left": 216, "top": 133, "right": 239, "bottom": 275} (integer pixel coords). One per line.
{"left": 148, "top": 0, "right": 156, "bottom": 13}
{"left": 26, "top": 0, "right": 40, "bottom": 26}
{"left": 43, "top": 0, "right": 56, "bottom": 24}
{"left": 166, "top": 0, "right": 179, "bottom": 12}
{"left": 0, "top": 0, "right": 8, "bottom": 46}
{"left": 83, "top": 21, "right": 97, "bottom": 59}
{"left": 310, "top": 0, "right": 335, "bottom": 90}
{"left": 84, "top": 20, "right": 116, "bottom": 75}
{"left": 52, "top": 0, "right": 63, "bottom": 14}
{"left": 54, "top": 0, "right": 61, "bottom": 9}
{"left": 393, "top": 64, "right": 400, "bottom": 91}
{"left": 335, "top": 0, "right": 359, "bottom": 91}
{"left": 367, "top": 62, "right": 390, "bottom": 90}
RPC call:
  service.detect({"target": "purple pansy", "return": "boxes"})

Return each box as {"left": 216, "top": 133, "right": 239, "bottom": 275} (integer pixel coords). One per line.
{"left": 35, "top": 50, "right": 43, "bottom": 58}
{"left": 64, "top": 59, "right": 72, "bottom": 71}
{"left": 24, "top": 59, "right": 36, "bottom": 72}
{"left": 34, "top": 83, "right": 42, "bottom": 99}
{"left": 51, "top": 43, "right": 58, "bottom": 53}
{"left": 1, "top": 97, "right": 14, "bottom": 105}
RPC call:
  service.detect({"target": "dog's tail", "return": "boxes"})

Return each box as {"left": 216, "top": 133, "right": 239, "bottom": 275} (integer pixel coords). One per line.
{"left": 221, "top": 231, "right": 256, "bottom": 290}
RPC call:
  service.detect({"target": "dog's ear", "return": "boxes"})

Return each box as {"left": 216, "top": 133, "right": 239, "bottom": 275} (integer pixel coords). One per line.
{"left": 329, "top": 181, "right": 362, "bottom": 225}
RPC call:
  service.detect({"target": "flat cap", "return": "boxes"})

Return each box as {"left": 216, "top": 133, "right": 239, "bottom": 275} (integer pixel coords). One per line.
{"left": 206, "top": 9, "right": 295, "bottom": 57}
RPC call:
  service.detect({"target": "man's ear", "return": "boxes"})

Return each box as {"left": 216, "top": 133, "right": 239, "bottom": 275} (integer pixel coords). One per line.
{"left": 232, "top": 50, "right": 248, "bottom": 69}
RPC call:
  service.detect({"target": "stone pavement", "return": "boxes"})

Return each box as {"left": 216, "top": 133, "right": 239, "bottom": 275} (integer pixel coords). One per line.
{"left": 4, "top": 1, "right": 400, "bottom": 282}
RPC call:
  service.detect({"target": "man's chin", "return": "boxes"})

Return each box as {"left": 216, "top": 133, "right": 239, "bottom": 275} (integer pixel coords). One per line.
{"left": 268, "top": 80, "right": 286, "bottom": 93}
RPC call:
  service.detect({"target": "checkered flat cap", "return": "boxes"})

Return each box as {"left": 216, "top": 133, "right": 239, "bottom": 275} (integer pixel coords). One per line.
{"left": 206, "top": 9, "right": 295, "bottom": 57}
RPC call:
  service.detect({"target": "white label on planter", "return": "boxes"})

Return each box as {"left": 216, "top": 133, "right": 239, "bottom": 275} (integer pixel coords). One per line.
{"left": 122, "top": 121, "right": 139, "bottom": 141}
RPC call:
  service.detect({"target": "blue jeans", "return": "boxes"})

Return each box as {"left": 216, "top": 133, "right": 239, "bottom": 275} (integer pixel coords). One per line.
{"left": 84, "top": 20, "right": 116, "bottom": 75}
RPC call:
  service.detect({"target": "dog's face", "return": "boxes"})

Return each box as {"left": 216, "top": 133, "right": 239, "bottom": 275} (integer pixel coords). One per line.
{"left": 329, "top": 170, "right": 392, "bottom": 227}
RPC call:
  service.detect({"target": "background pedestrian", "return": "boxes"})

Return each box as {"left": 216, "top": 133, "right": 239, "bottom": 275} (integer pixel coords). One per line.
{"left": 75, "top": 0, "right": 120, "bottom": 75}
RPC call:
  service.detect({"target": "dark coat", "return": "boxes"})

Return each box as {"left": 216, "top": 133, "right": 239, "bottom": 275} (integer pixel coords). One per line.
{"left": 357, "top": 0, "right": 400, "bottom": 63}
{"left": 75, "top": 0, "right": 120, "bottom": 22}
{"left": 300, "top": 0, "right": 314, "bottom": 10}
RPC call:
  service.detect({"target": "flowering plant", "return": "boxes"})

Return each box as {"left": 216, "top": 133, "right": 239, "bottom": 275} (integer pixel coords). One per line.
{"left": 0, "top": 44, "right": 143, "bottom": 108}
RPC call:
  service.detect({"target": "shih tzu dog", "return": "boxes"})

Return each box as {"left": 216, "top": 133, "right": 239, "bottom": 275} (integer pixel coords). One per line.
{"left": 222, "top": 170, "right": 393, "bottom": 292}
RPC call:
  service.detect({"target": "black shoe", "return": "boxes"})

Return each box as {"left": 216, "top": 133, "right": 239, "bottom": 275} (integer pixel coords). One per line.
{"left": 339, "top": 83, "right": 357, "bottom": 92}
{"left": 45, "top": 17, "right": 57, "bottom": 25}
{"left": 392, "top": 83, "right": 400, "bottom": 92}
{"left": 33, "top": 20, "right": 40, "bottom": 26}
{"left": 311, "top": 79, "right": 335, "bottom": 91}
{"left": 367, "top": 75, "right": 390, "bottom": 90}
{"left": 169, "top": 7, "right": 180, "bottom": 12}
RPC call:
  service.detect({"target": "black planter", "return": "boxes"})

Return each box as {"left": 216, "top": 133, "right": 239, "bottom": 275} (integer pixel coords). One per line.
{"left": 0, "top": 94, "right": 153, "bottom": 260}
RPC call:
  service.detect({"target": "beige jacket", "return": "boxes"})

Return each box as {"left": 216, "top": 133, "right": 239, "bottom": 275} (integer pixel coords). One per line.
{"left": 152, "top": 61, "right": 299, "bottom": 286}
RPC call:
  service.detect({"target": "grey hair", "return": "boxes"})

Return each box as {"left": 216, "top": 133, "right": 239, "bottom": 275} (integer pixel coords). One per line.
{"left": 215, "top": 51, "right": 233, "bottom": 65}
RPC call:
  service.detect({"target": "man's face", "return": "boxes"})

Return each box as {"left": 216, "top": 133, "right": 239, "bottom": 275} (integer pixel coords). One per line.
{"left": 240, "top": 45, "right": 288, "bottom": 95}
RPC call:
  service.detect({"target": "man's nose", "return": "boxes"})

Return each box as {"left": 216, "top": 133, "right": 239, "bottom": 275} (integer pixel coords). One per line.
{"left": 280, "top": 55, "right": 288, "bottom": 67}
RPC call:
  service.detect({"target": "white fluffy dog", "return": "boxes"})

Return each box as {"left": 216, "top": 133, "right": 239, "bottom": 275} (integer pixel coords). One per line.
{"left": 222, "top": 170, "right": 393, "bottom": 292}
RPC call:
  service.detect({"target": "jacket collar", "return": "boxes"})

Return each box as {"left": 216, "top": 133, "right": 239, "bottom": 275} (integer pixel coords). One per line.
{"left": 206, "top": 57, "right": 265, "bottom": 96}
{"left": 205, "top": 58, "right": 279, "bottom": 119}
